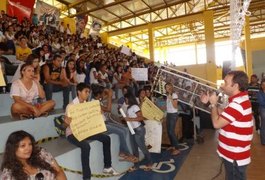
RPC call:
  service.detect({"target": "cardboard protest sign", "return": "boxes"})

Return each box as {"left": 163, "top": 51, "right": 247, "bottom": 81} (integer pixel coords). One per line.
{"left": 68, "top": 100, "right": 106, "bottom": 141}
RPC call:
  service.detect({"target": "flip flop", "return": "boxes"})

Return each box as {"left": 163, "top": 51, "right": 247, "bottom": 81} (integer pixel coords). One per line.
{"left": 119, "top": 155, "right": 139, "bottom": 163}
{"left": 171, "top": 149, "right": 180, "bottom": 156}
{"left": 142, "top": 165, "right": 152, "bottom": 171}
{"left": 128, "top": 166, "right": 137, "bottom": 172}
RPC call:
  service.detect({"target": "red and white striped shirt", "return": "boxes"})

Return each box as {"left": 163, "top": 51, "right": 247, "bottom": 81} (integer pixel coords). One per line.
{"left": 218, "top": 91, "right": 253, "bottom": 166}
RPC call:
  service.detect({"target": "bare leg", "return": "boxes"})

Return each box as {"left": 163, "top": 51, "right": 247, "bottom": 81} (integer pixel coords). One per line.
{"left": 39, "top": 100, "right": 55, "bottom": 115}
{"left": 11, "top": 103, "right": 33, "bottom": 119}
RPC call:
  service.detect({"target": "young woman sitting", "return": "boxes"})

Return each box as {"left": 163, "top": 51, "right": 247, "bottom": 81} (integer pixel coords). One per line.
{"left": 10, "top": 63, "right": 55, "bottom": 119}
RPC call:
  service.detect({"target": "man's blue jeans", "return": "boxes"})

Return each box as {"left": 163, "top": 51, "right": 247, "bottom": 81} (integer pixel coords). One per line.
{"left": 106, "top": 122, "right": 132, "bottom": 154}
{"left": 44, "top": 83, "right": 70, "bottom": 109}
{"left": 131, "top": 125, "right": 152, "bottom": 167}
{"left": 67, "top": 133, "right": 112, "bottom": 180}
{"left": 166, "top": 112, "right": 179, "bottom": 149}
{"left": 223, "top": 158, "right": 247, "bottom": 180}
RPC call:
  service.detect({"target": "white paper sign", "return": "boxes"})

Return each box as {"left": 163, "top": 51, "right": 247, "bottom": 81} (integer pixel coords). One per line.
{"left": 120, "top": 46, "right": 132, "bottom": 56}
{"left": 131, "top": 68, "right": 148, "bottom": 81}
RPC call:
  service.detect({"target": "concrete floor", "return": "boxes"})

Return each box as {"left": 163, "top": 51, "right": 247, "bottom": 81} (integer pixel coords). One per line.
{"left": 175, "top": 129, "right": 265, "bottom": 180}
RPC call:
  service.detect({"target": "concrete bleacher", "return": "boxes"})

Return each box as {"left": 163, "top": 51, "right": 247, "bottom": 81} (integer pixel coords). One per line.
{"left": 0, "top": 92, "right": 133, "bottom": 179}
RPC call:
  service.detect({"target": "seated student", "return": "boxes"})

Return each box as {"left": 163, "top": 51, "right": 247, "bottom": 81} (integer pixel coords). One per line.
{"left": 62, "top": 59, "right": 77, "bottom": 99}
{"left": 64, "top": 83, "right": 119, "bottom": 180}
{"left": 136, "top": 88, "right": 146, "bottom": 106}
{"left": 98, "top": 64, "right": 111, "bottom": 88}
{"left": 117, "top": 85, "right": 133, "bottom": 112}
{"left": 0, "top": 130, "right": 66, "bottom": 180}
{"left": 89, "top": 61, "right": 101, "bottom": 84}
{"left": 12, "top": 53, "right": 41, "bottom": 83}
{"left": 76, "top": 59, "right": 87, "bottom": 83}
{"left": 16, "top": 36, "right": 32, "bottom": 62}
{"left": 91, "top": 84, "right": 137, "bottom": 162}
{"left": 124, "top": 92, "right": 153, "bottom": 172}
{"left": 112, "top": 65, "right": 125, "bottom": 99}
{"left": 42, "top": 54, "right": 71, "bottom": 109}
{"left": 10, "top": 63, "right": 55, "bottom": 119}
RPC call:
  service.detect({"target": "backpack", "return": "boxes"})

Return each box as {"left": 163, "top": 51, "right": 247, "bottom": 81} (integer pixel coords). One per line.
{"left": 53, "top": 115, "right": 66, "bottom": 137}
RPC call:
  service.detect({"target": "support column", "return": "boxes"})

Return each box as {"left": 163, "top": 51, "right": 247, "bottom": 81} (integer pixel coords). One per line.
{"left": 100, "top": 32, "right": 109, "bottom": 44}
{"left": 148, "top": 23, "right": 155, "bottom": 61}
{"left": 0, "top": 0, "right": 7, "bottom": 12}
{"left": 244, "top": 16, "right": 253, "bottom": 77}
{"left": 204, "top": 10, "right": 217, "bottom": 83}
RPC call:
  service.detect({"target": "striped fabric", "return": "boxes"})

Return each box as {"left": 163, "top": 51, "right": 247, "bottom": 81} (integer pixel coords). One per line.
{"left": 218, "top": 91, "right": 253, "bottom": 166}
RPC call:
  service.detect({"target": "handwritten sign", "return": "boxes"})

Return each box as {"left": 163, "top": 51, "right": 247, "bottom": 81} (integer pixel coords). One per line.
{"left": 0, "top": 64, "right": 6, "bottom": 86}
{"left": 141, "top": 97, "right": 164, "bottom": 121}
{"left": 131, "top": 68, "right": 148, "bottom": 81}
{"left": 67, "top": 100, "right": 107, "bottom": 141}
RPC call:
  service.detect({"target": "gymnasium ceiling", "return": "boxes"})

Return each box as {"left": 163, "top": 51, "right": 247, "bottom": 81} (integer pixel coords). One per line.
{"left": 51, "top": 0, "right": 265, "bottom": 50}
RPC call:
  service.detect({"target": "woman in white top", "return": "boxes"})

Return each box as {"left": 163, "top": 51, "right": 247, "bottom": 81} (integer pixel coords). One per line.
{"left": 124, "top": 93, "right": 152, "bottom": 172}
{"left": 165, "top": 82, "right": 180, "bottom": 155}
{"left": 76, "top": 59, "right": 87, "bottom": 83}
{"left": 89, "top": 61, "right": 101, "bottom": 84}
{"left": 10, "top": 64, "right": 55, "bottom": 119}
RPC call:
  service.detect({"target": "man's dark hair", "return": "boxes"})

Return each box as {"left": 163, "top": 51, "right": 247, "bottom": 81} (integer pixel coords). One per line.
{"left": 53, "top": 54, "right": 62, "bottom": 61}
{"left": 77, "top": 83, "right": 90, "bottom": 96}
{"left": 124, "top": 93, "right": 138, "bottom": 109}
{"left": 91, "top": 84, "right": 105, "bottom": 98}
{"left": 227, "top": 71, "right": 249, "bottom": 92}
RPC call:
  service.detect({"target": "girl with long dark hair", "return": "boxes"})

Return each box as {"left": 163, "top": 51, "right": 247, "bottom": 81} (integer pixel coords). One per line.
{"left": 0, "top": 130, "right": 66, "bottom": 180}
{"left": 164, "top": 82, "right": 180, "bottom": 155}
{"left": 124, "top": 93, "right": 152, "bottom": 171}
{"left": 62, "top": 59, "right": 77, "bottom": 99}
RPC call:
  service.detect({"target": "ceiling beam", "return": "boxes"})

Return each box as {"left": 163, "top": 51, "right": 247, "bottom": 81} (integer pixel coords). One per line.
{"left": 69, "top": 0, "right": 131, "bottom": 18}
{"left": 107, "top": 0, "right": 190, "bottom": 25}
{"left": 108, "top": 12, "right": 203, "bottom": 36}
{"left": 68, "top": 0, "right": 89, "bottom": 9}
{"left": 56, "top": 0, "right": 70, "bottom": 5}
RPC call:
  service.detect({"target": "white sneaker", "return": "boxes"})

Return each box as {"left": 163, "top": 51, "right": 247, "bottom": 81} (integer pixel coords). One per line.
{"left": 103, "top": 167, "right": 120, "bottom": 176}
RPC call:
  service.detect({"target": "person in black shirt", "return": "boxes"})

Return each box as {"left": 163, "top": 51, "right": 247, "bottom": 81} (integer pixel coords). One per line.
{"left": 42, "top": 55, "right": 71, "bottom": 109}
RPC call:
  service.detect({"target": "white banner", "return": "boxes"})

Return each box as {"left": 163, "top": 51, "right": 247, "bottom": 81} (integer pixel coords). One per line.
{"left": 131, "top": 68, "right": 148, "bottom": 81}
{"left": 153, "top": 66, "right": 227, "bottom": 113}
{"left": 35, "top": 1, "right": 60, "bottom": 27}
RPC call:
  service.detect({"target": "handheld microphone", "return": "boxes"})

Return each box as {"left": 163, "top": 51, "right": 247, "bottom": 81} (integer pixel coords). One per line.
{"left": 35, "top": 172, "right": 44, "bottom": 180}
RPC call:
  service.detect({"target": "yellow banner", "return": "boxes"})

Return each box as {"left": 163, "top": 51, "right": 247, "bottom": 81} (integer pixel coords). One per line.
{"left": 0, "top": 64, "right": 6, "bottom": 86}
{"left": 68, "top": 100, "right": 106, "bottom": 141}
{"left": 141, "top": 97, "right": 164, "bottom": 121}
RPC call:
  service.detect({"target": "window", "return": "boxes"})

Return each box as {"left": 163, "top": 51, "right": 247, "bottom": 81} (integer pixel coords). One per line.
{"left": 167, "top": 46, "right": 196, "bottom": 66}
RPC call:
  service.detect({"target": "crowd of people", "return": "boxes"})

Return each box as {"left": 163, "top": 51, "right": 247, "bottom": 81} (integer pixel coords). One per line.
{"left": 0, "top": 11, "right": 171, "bottom": 180}
{"left": 1, "top": 10, "right": 265, "bottom": 180}
{"left": 0, "top": 10, "right": 158, "bottom": 116}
